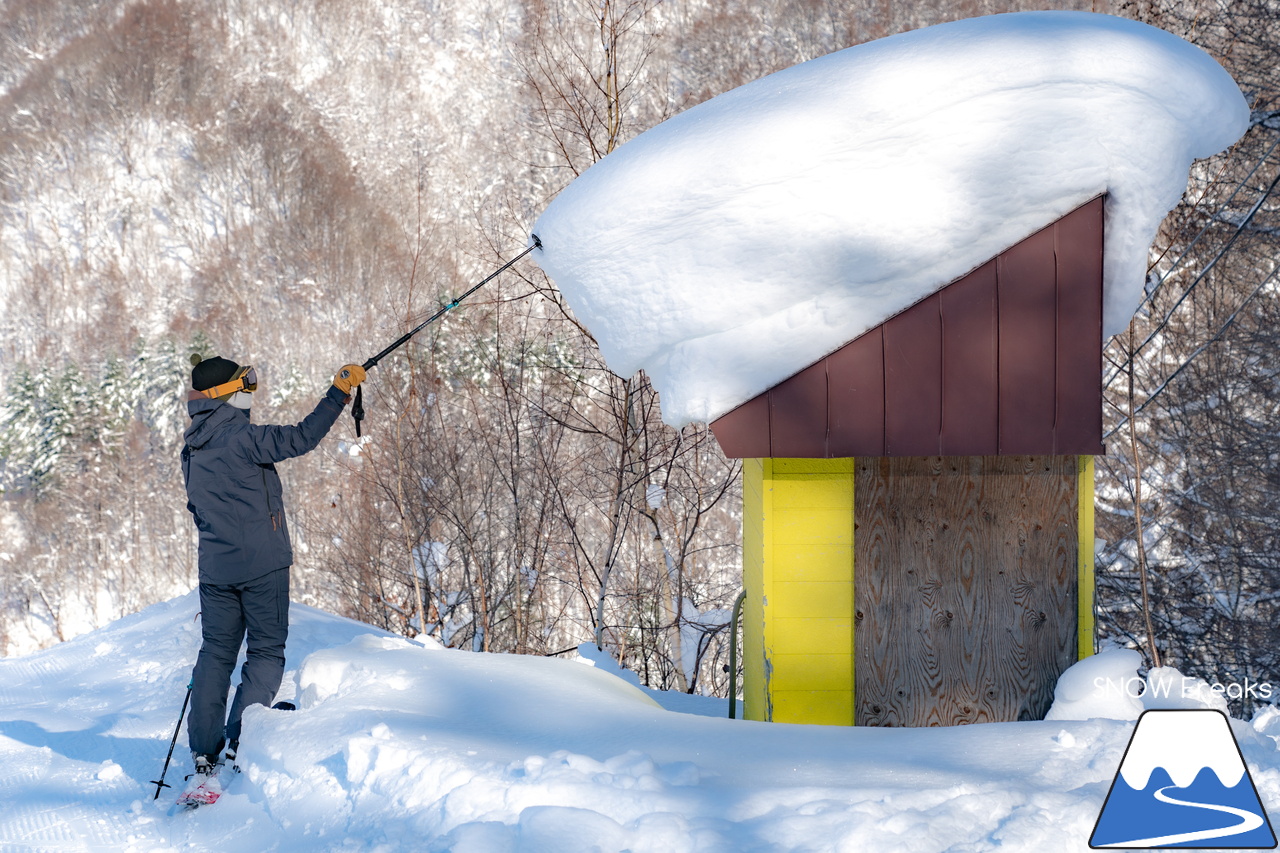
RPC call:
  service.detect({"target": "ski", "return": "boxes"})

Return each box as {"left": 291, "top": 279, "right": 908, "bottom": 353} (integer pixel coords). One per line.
{"left": 174, "top": 770, "right": 221, "bottom": 810}
{"left": 173, "top": 754, "right": 239, "bottom": 811}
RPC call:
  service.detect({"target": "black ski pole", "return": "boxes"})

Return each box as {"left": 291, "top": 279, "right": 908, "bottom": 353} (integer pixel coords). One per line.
{"left": 351, "top": 234, "right": 542, "bottom": 437}
{"left": 151, "top": 681, "right": 193, "bottom": 800}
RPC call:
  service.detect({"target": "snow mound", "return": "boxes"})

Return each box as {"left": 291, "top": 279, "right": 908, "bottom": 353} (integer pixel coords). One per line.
{"left": 533, "top": 12, "right": 1249, "bottom": 426}
{"left": 1046, "top": 649, "right": 1233, "bottom": 721}
{"left": 574, "top": 641, "right": 644, "bottom": 688}
{"left": 1046, "top": 648, "right": 1146, "bottom": 721}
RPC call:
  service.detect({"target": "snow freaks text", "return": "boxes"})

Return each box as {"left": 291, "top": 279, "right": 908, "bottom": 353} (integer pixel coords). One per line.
{"left": 1094, "top": 676, "right": 1274, "bottom": 703}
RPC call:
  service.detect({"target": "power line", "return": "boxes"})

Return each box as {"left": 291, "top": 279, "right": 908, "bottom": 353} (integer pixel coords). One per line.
{"left": 1104, "top": 260, "right": 1280, "bottom": 441}
{"left": 1104, "top": 152, "right": 1280, "bottom": 390}
{"left": 1137, "top": 132, "right": 1280, "bottom": 314}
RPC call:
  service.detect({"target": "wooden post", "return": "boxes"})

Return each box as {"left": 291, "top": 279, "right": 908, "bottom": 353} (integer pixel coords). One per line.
{"left": 1078, "top": 455, "right": 1096, "bottom": 661}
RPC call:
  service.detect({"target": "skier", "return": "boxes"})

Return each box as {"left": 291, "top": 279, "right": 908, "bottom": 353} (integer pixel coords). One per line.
{"left": 178, "top": 354, "right": 365, "bottom": 806}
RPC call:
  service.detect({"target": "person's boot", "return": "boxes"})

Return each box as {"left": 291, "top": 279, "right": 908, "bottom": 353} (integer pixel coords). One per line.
{"left": 175, "top": 754, "right": 223, "bottom": 807}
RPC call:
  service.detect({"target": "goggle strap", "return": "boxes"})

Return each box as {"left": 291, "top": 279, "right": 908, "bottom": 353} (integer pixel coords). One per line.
{"left": 199, "top": 377, "right": 246, "bottom": 399}
{"left": 199, "top": 367, "right": 256, "bottom": 399}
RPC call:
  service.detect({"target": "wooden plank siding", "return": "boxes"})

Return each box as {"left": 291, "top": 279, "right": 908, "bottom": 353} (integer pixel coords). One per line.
{"left": 710, "top": 197, "right": 1106, "bottom": 459}
{"left": 741, "top": 458, "right": 770, "bottom": 722}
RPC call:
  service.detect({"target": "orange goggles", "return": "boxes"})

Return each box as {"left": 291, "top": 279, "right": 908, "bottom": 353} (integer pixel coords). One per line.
{"left": 200, "top": 365, "right": 258, "bottom": 399}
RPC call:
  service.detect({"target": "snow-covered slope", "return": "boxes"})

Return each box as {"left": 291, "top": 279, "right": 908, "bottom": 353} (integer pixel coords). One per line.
{"left": 533, "top": 12, "right": 1249, "bottom": 426}
{"left": 3, "top": 596, "right": 1280, "bottom": 851}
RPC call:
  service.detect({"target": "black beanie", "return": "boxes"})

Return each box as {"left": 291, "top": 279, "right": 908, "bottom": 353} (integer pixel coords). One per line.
{"left": 190, "top": 354, "right": 241, "bottom": 392}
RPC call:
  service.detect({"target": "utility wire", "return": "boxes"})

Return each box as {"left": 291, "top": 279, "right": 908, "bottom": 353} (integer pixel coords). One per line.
{"left": 1137, "top": 132, "right": 1280, "bottom": 314}
{"left": 1104, "top": 160, "right": 1280, "bottom": 389}
{"left": 1104, "top": 260, "right": 1280, "bottom": 441}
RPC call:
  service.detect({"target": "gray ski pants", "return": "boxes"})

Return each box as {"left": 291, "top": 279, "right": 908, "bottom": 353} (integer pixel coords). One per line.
{"left": 187, "top": 567, "right": 290, "bottom": 759}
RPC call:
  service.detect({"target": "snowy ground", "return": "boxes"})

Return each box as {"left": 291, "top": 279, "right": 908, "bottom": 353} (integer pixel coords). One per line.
{"left": 2, "top": 595, "right": 1278, "bottom": 852}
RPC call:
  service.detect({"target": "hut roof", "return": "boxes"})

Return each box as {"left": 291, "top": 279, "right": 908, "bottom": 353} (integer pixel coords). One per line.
{"left": 532, "top": 12, "right": 1247, "bottom": 427}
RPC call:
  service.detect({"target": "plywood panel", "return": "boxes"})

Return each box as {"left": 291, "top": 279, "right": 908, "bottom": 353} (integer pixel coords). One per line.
{"left": 1077, "top": 456, "right": 1097, "bottom": 660}
{"left": 855, "top": 456, "right": 1078, "bottom": 726}
{"left": 851, "top": 458, "right": 905, "bottom": 724}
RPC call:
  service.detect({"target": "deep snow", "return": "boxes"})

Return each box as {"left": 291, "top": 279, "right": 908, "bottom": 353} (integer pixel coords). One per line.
{"left": 532, "top": 12, "right": 1249, "bottom": 426}
{"left": 2, "top": 595, "right": 1279, "bottom": 852}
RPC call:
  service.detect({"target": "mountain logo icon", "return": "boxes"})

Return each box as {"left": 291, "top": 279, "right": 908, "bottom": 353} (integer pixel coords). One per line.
{"left": 1091, "top": 709, "right": 1276, "bottom": 849}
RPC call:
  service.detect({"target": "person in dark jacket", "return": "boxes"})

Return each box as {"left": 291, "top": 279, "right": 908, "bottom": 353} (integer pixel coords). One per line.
{"left": 179, "top": 353, "right": 365, "bottom": 798}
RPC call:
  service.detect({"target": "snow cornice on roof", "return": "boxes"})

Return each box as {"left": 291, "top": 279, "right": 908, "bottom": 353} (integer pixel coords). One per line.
{"left": 532, "top": 11, "right": 1249, "bottom": 427}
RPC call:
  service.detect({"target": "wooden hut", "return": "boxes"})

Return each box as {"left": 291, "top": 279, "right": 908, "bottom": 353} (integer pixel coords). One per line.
{"left": 711, "top": 196, "right": 1104, "bottom": 726}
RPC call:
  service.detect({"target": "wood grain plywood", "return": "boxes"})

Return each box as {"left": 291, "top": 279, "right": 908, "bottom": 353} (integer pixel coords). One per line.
{"left": 854, "top": 456, "right": 1078, "bottom": 726}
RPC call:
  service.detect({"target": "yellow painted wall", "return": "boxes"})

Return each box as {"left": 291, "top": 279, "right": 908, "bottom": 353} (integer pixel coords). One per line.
{"left": 741, "top": 459, "right": 856, "bottom": 725}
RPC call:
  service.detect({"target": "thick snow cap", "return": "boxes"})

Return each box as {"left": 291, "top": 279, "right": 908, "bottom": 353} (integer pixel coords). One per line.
{"left": 532, "top": 12, "right": 1249, "bottom": 427}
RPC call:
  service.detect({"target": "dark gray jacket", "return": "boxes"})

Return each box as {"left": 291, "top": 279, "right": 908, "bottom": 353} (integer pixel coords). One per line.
{"left": 182, "top": 385, "right": 347, "bottom": 585}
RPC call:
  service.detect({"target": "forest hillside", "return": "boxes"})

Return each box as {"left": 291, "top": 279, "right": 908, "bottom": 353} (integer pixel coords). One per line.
{"left": 1, "top": 0, "right": 1278, "bottom": 708}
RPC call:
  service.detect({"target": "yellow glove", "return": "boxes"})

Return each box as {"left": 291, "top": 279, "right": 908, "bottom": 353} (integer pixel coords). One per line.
{"left": 334, "top": 364, "right": 367, "bottom": 394}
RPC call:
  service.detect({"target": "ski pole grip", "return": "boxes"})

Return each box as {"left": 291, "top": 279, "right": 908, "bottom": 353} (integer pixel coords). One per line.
{"left": 352, "top": 385, "right": 364, "bottom": 438}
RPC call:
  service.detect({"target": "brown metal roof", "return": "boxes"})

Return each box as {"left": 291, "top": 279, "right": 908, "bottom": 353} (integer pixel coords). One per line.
{"left": 710, "top": 196, "right": 1105, "bottom": 458}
